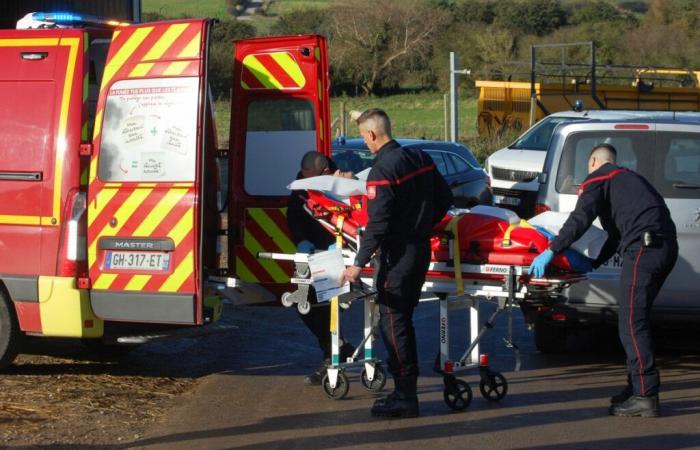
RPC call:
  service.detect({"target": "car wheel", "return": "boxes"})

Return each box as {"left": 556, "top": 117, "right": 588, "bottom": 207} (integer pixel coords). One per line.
{"left": 534, "top": 316, "right": 568, "bottom": 354}
{"left": 0, "top": 288, "right": 22, "bottom": 370}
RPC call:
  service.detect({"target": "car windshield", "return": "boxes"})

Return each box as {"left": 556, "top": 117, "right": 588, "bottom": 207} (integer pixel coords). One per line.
{"left": 510, "top": 117, "right": 584, "bottom": 151}
{"left": 332, "top": 148, "right": 374, "bottom": 173}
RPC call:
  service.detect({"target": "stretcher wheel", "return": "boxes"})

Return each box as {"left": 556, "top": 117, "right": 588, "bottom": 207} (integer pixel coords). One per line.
{"left": 322, "top": 371, "right": 349, "bottom": 400}
{"left": 443, "top": 379, "right": 472, "bottom": 411}
{"left": 479, "top": 371, "right": 508, "bottom": 402}
{"left": 297, "top": 300, "right": 311, "bottom": 315}
{"left": 281, "top": 292, "right": 294, "bottom": 308}
{"left": 361, "top": 365, "right": 387, "bottom": 392}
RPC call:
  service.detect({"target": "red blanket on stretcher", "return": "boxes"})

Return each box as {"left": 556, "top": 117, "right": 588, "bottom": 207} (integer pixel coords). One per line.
{"left": 304, "top": 191, "right": 580, "bottom": 273}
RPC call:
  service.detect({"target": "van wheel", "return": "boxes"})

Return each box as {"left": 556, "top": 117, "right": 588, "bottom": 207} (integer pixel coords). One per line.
{"left": 534, "top": 316, "right": 568, "bottom": 354}
{"left": 0, "top": 290, "right": 21, "bottom": 370}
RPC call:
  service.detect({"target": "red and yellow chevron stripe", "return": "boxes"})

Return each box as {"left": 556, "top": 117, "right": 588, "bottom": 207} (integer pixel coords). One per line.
{"left": 88, "top": 185, "right": 196, "bottom": 292}
{"left": 235, "top": 208, "right": 296, "bottom": 283}
{"left": 240, "top": 52, "right": 306, "bottom": 90}
{"left": 88, "top": 20, "right": 207, "bottom": 294}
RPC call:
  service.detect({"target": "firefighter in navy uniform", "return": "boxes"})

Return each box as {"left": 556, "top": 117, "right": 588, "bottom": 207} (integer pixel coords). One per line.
{"left": 287, "top": 151, "right": 354, "bottom": 385}
{"left": 340, "top": 109, "right": 453, "bottom": 418}
{"left": 530, "top": 143, "right": 678, "bottom": 418}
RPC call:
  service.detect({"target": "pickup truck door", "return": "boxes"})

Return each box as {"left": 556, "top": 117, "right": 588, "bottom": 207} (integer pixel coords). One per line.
{"left": 228, "top": 35, "right": 331, "bottom": 298}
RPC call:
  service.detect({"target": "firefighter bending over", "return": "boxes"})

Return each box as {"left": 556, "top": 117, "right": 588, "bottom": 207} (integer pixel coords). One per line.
{"left": 287, "top": 151, "right": 354, "bottom": 385}
{"left": 530, "top": 143, "right": 678, "bottom": 418}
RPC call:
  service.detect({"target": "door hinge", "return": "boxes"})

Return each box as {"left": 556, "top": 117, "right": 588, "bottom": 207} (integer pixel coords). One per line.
{"left": 80, "top": 143, "right": 93, "bottom": 156}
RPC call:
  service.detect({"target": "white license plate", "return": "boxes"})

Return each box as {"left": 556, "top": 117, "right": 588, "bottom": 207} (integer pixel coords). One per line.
{"left": 105, "top": 251, "right": 171, "bottom": 271}
{"left": 494, "top": 195, "right": 520, "bottom": 206}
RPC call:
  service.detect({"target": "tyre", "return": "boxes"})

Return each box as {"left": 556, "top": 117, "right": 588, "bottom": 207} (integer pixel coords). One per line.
{"left": 0, "top": 289, "right": 21, "bottom": 370}
{"left": 322, "top": 371, "right": 349, "bottom": 400}
{"left": 280, "top": 292, "right": 294, "bottom": 308}
{"left": 534, "top": 316, "right": 568, "bottom": 354}
{"left": 443, "top": 378, "right": 472, "bottom": 411}
{"left": 479, "top": 371, "right": 508, "bottom": 401}
{"left": 361, "top": 364, "right": 387, "bottom": 392}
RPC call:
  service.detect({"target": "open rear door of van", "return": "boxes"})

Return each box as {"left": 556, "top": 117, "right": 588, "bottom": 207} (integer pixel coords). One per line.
{"left": 228, "top": 35, "right": 331, "bottom": 300}
{"left": 87, "top": 19, "right": 214, "bottom": 325}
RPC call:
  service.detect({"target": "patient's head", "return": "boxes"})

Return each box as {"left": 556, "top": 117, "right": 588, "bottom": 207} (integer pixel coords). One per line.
{"left": 588, "top": 144, "right": 617, "bottom": 174}
{"left": 301, "top": 151, "right": 330, "bottom": 178}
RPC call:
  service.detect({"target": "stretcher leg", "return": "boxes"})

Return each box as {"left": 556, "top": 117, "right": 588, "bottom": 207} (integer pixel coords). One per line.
{"left": 470, "top": 298, "right": 479, "bottom": 365}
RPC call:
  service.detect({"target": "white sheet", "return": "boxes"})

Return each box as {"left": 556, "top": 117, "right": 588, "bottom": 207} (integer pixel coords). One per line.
{"left": 529, "top": 211, "right": 608, "bottom": 259}
{"left": 287, "top": 175, "right": 367, "bottom": 197}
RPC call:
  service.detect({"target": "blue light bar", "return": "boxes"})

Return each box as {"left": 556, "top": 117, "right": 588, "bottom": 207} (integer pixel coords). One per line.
{"left": 32, "top": 12, "right": 84, "bottom": 23}
{"left": 29, "top": 11, "right": 128, "bottom": 27}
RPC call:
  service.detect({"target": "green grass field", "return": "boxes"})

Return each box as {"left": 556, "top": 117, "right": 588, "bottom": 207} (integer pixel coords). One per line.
{"left": 214, "top": 92, "right": 478, "bottom": 144}
{"left": 213, "top": 92, "right": 509, "bottom": 163}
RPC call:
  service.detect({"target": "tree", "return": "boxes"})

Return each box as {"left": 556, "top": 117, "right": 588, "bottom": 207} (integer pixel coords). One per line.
{"left": 455, "top": 0, "right": 496, "bottom": 24}
{"left": 568, "top": 0, "right": 637, "bottom": 26}
{"left": 494, "top": 0, "right": 567, "bottom": 36}
{"left": 269, "top": 8, "right": 330, "bottom": 37}
{"left": 327, "top": 0, "right": 450, "bottom": 95}
{"left": 209, "top": 20, "right": 256, "bottom": 99}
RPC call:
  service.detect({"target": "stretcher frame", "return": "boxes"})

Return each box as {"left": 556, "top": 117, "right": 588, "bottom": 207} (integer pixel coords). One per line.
{"left": 258, "top": 250, "right": 388, "bottom": 399}
{"left": 258, "top": 202, "right": 587, "bottom": 407}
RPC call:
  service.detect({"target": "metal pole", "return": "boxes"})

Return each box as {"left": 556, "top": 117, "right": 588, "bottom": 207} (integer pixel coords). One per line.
{"left": 450, "top": 52, "right": 458, "bottom": 142}
{"left": 530, "top": 45, "right": 537, "bottom": 127}
{"left": 340, "top": 101, "right": 346, "bottom": 137}
{"left": 443, "top": 93, "right": 449, "bottom": 141}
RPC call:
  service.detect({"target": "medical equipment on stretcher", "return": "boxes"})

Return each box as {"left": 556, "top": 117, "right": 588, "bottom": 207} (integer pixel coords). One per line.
{"left": 261, "top": 188, "right": 588, "bottom": 409}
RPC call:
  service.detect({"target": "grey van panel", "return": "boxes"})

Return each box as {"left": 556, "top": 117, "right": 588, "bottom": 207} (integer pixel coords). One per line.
{"left": 538, "top": 118, "right": 700, "bottom": 322}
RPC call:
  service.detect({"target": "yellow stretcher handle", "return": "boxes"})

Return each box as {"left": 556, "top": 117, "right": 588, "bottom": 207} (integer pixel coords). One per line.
{"left": 449, "top": 216, "right": 464, "bottom": 295}
{"left": 502, "top": 219, "right": 535, "bottom": 247}
{"left": 330, "top": 215, "right": 345, "bottom": 334}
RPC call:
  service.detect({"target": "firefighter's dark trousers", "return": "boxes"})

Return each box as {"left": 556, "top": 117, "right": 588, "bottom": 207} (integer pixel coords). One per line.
{"left": 297, "top": 300, "right": 332, "bottom": 358}
{"left": 618, "top": 237, "right": 678, "bottom": 397}
{"left": 376, "top": 239, "right": 431, "bottom": 395}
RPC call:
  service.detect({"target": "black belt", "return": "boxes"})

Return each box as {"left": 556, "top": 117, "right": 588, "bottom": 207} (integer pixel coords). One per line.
{"left": 640, "top": 230, "right": 675, "bottom": 247}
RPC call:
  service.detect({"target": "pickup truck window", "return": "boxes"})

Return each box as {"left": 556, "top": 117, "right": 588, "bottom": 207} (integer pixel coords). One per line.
{"left": 657, "top": 133, "right": 700, "bottom": 199}
{"left": 98, "top": 77, "right": 199, "bottom": 182}
{"left": 556, "top": 132, "right": 643, "bottom": 194}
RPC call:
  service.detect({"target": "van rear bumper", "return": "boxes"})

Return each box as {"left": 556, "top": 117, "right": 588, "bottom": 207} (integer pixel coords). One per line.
{"left": 91, "top": 291, "right": 196, "bottom": 324}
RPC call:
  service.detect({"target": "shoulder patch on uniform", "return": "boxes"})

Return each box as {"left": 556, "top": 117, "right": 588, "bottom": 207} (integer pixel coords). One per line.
{"left": 367, "top": 185, "right": 377, "bottom": 200}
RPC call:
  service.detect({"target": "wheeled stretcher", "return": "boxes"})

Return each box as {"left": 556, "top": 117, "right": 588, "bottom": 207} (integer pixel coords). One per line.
{"left": 261, "top": 183, "right": 588, "bottom": 409}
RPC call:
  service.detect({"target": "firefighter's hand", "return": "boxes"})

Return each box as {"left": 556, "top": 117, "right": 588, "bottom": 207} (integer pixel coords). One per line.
{"left": 529, "top": 249, "right": 554, "bottom": 278}
{"left": 334, "top": 169, "right": 354, "bottom": 179}
{"left": 297, "top": 240, "right": 315, "bottom": 254}
{"left": 340, "top": 265, "right": 361, "bottom": 285}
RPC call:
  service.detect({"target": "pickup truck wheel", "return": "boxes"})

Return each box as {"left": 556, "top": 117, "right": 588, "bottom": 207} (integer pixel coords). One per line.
{"left": 534, "top": 316, "right": 568, "bottom": 354}
{"left": 0, "top": 290, "right": 21, "bottom": 370}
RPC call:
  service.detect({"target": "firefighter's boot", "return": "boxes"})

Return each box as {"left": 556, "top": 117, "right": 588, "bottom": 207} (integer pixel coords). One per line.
{"left": 371, "top": 376, "right": 419, "bottom": 418}
{"left": 304, "top": 359, "right": 329, "bottom": 386}
{"left": 610, "top": 383, "right": 634, "bottom": 405}
{"left": 609, "top": 395, "right": 660, "bottom": 417}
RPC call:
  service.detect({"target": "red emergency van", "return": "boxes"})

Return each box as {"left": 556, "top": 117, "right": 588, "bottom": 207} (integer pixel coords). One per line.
{"left": 0, "top": 12, "right": 331, "bottom": 369}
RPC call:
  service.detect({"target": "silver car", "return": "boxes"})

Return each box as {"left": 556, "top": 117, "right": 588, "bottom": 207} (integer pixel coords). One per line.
{"left": 531, "top": 114, "right": 700, "bottom": 352}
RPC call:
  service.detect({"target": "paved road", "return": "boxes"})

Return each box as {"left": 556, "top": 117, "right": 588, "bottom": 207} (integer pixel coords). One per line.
{"left": 127, "top": 299, "right": 700, "bottom": 450}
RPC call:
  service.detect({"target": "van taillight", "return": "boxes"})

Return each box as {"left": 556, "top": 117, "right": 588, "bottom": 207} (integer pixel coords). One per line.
{"left": 534, "top": 203, "right": 550, "bottom": 215}
{"left": 58, "top": 191, "right": 87, "bottom": 277}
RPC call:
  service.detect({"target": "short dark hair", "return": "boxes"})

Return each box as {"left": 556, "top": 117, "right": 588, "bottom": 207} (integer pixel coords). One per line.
{"left": 356, "top": 108, "right": 392, "bottom": 137}
{"left": 590, "top": 143, "right": 617, "bottom": 162}
{"left": 301, "top": 150, "right": 327, "bottom": 172}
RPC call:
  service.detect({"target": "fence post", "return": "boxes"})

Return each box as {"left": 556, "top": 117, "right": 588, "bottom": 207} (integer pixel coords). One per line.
{"left": 443, "top": 93, "right": 449, "bottom": 141}
{"left": 340, "top": 101, "right": 346, "bottom": 137}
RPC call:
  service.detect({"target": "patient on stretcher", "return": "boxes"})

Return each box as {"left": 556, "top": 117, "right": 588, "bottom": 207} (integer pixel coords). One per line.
{"left": 287, "top": 175, "right": 604, "bottom": 276}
